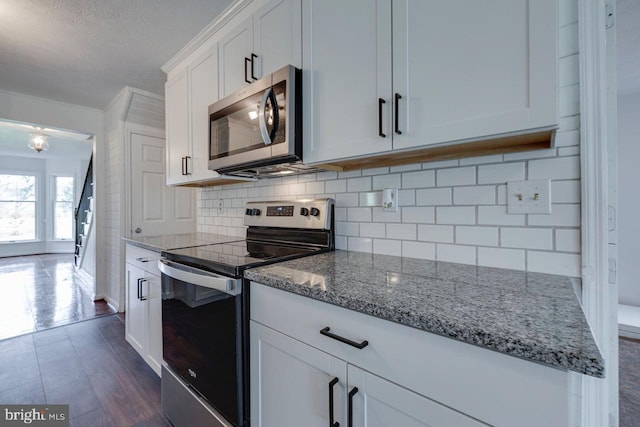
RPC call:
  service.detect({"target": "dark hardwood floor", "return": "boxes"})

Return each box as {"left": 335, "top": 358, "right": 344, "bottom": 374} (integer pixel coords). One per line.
{"left": 0, "top": 314, "right": 168, "bottom": 427}
{"left": 0, "top": 253, "right": 115, "bottom": 340}
{"left": 620, "top": 336, "right": 640, "bottom": 427}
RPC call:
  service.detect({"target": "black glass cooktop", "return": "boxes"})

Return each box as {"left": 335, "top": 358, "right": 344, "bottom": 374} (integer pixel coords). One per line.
{"left": 163, "top": 240, "right": 323, "bottom": 278}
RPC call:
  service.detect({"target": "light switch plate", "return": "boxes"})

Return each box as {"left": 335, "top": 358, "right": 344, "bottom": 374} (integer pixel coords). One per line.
{"left": 507, "top": 179, "right": 552, "bottom": 214}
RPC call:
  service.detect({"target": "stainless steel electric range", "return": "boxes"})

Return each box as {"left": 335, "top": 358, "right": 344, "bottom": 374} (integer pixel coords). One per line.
{"left": 158, "top": 198, "right": 335, "bottom": 427}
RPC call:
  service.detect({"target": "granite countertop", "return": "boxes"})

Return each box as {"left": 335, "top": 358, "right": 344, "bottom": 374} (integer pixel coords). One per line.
{"left": 122, "top": 232, "right": 242, "bottom": 252}
{"left": 245, "top": 250, "right": 604, "bottom": 378}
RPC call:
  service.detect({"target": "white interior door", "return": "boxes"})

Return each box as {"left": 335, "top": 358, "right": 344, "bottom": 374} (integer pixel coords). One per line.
{"left": 130, "top": 130, "right": 195, "bottom": 237}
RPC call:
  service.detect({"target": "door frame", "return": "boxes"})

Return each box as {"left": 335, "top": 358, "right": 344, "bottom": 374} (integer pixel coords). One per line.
{"left": 578, "top": 0, "right": 618, "bottom": 425}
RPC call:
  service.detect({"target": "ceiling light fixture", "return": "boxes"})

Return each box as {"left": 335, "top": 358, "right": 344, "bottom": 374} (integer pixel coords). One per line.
{"left": 28, "top": 130, "right": 49, "bottom": 153}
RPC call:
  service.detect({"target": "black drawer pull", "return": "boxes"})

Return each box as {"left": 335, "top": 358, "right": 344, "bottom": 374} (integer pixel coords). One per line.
{"left": 348, "top": 387, "right": 359, "bottom": 427}
{"left": 329, "top": 377, "right": 339, "bottom": 427}
{"left": 250, "top": 53, "right": 258, "bottom": 80}
{"left": 244, "top": 57, "right": 251, "bottom": 83}
{"left": 394, "top": 93, "right": 402, "bottom": 135}
{"left": 378, "top": 98, "right": 386, "bottom": 138}
{"left": 320, "top": 327, "right": 369, "bottom": 349}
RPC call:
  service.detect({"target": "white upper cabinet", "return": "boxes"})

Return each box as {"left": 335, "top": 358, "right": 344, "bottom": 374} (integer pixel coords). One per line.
{"left": 219, "top": 0, "right": 302, "bottom": 98}
{"left": 302, "top": 0, "right": 558, "bottom": 166}
{"left": 165, "top": 71, "right": 190, "bottom": 185}
{"left": 392, "top": 0, "right": 557, "bottom": 150}
{"left": 189, "top": 46, "right": 221, "bottom": 182}
{"left": 302, "top": 0, "right": 393, "bottom": 164}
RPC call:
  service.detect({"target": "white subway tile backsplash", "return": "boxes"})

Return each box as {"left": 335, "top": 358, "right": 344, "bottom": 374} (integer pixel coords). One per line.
{"left": 335, "top": 235, "right": 347, "bottom": 250}
{"left": 337, "top": 222, "right": 359, "bottom": 237}
{"left": 373, "top": 174, "right": 402, "bottom": 190}
{"left": 529, "top": 156, "right": 580, "bottom": 180}
{"left": 348, "top": 207, "right": 372, "bottom": 222}
{"left": 503, "top": 148, "right": 556, "bottom": 162}
{"left": 554, "top": 130, "right": 580, "bottom": 147}
{"left": 416, "top": 188, "right": 452, "bottom": 206}
{"left": 459, "top": 154, "right": 503, "bottom": 165}
{"left": 387, "top": 224, "right": 417, "bottom": 240}
{"left": 402, "top": 206, "right": 435, "bottom": 224}
{"left": 347, "top": 177, "right": 372, "bottom": 192}
{"left": 497, "top": 185, "right": 507, "bottom": 205}
{"left": 298, "top": 173, "right": 317, "bottom": 183}
{"left": 559, "top": 22, "right": 579, "bottom": 57}
{"left": 289, "top": 183, "right": 307, "bottom": 195}
{"left": 316, "top": 171, "right": 338, "bottom": 181}
{"left": 402, "top": 241, "right": 436, "bottom": 260}
{"left": 402, "top": 170, "right": 435, "bottom": 188}
{"left": 558, "top": 146, "right": 580, "bottom": 156}
{"left": 391, "top": 163, "right": 422, "bottom": 173}
{"left": 372, "top": 207, "right": 402, "bottom": 223}
{"left": 560, "top": 84, "right": 580, "bottom": 117}
{"left": 456, "top": 226, "right": 499, "bottom": 246}
{"left": 336, "top": 192, "right": 359, "bottom": 207}
{"left": 326, "top": 179, "right": 347, "bottom": 193}
{"left": 559, "top": 54, "right": 579, "bottom": 87}
{"left": 422, "top": 159, "right": 459, "bottom": 169}
{"left": 348, "top": 237, "right": 372, "bottom": 253}
{"left": 374, "top": 239, "right": 401, "bottom": 256}
{"left": 478, "top": 206, "right": 525, "bottom": 226}
{"left": 418, "top": 225, "right": 454, "bottom": 243}
{"left": 559, "top": 0, "right": 578, "bottom": 26}
{"left": 528, "top": 251, "right": 581, "bottom": 277}
{"left": 437, "top": 244, "right": 476, "bottom": 265}
{"left": 528, "top": 204, "right": 580, "bottom": 226}
{"left": 552, "top": 180, "right": 581, "bottom": 203}
{"left": 274, "top": 185, "right": 289, "bottom": 196}
{"left": 478, "top": 247, "right": 525, "bottom": 270}
{"left": 478, "top": 162, "right": 525, "bottom": 184}
{"left": 501, "top": 228, "right": 553, "bottom": 250}
{"left": 334, "top": 207, "right": 347, "bottom": 221}
{"left": 398, "top": 189, "right": 415, "bottom": 206}
{"left": 453, "top": 186, "right": 495, "bottom": 205}
{"left": 556, "top": 229, "right": 581, "bottom": 252}
{"left": 559, "top": 115, "right": 580, "bottom": 132}
{"left": 360, "top": 222, "right": 386, "bottom": 238}
{"left": 339, "top": 170, "right": 362, "bottom": 178}
{"left": 363, "top": 167, "right": 389, "bottom": 176}
{"left": 306, "top": 181, "right": 325, "bottom": 194}
{"left": 436, "top": 206, "right": 476, "bottom": 225}
{"left": 437, "top": 167, "right": 476, "bottom": 186}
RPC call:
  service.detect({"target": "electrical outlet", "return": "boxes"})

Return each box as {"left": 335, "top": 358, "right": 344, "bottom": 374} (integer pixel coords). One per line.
{"left": 507, "top": 179, "right": 551, "bottom": 214}
{"left": 218, "top": 199, "right": 224, "bottom": 213}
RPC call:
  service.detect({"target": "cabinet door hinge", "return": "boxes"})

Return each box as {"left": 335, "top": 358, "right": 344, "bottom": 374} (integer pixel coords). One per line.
{"left": 605, "top": 3, "right": 615, "bottom": 29}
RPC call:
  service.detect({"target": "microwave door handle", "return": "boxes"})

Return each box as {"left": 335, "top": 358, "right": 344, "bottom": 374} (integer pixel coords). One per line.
{"left": 258, "top": 87, "right": 274, "bottom": 146}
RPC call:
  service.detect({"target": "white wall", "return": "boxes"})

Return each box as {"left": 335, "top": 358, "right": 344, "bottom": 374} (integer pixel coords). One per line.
{"left": 617, "top": 92, "right": 640, "bottom": 306}
{"left": 196, "top": 0, "right": 582, "bottom": 277}
{"left": 0, "top": 88, "right": 105, "bottom": 299}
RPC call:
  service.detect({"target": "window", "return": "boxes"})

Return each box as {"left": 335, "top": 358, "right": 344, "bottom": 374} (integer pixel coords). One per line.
{"left": 0, "top": 174, "right": 37, "bottom": 242}
{"left": 54, "top": 176, "right": 74, "bottom": 240}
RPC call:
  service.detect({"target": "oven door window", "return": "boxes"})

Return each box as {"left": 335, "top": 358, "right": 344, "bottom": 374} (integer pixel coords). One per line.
{"left": 161, "top": 273, "right": 242, "bottom": 426}
{"left": 210, "top": 81, "right": 286, "bottom": 160}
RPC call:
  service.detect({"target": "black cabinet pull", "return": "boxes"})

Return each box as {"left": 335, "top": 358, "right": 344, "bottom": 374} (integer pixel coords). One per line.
{"left": 136, "top": 278, "right": 142, "bottom": 300}
{"left": 378, "top": 98, "right": 386, "bottom": 138}
{"left": 394, "top": 93, "right": 402, "bottom": 135}
{"left": 329, "top": 377, "right": 339, "bottom": 427}
{"left": 244, "top": 57, "right": 251, "bottom": 83}
{"left": 320, "top": 327, "right": 369, "bottom": 349}
{"left": 250, "top": 53, "right": 258, "bottom": 80}
{"left": 185, "top": 156, "right": 191, "bottom": 175}
{"left": 348, "top": 387, "right": 359, "bottom": 427}
{"left": 181, "top": 156, "right": 187, "bottom": 176}
{"left": 139, "top": 278, "right": 148, "bottom": 301}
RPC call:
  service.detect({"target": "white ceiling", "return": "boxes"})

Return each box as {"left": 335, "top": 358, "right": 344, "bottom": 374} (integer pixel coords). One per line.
{"left": 617, "top": 0, "right": 640, "bottom": 95}
{"left": 0, "top": 0, "right": 234, "bottom": 109}
{"left": 0, "top": 119, "right": 93, "bottom": 159}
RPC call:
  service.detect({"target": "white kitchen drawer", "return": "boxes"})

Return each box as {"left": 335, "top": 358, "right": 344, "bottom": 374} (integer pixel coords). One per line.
{"left": 250, "top": 282, "right": 570, "bottom": 427}
{"left": 125, "top": 244, "right": 161, "bottom": 277}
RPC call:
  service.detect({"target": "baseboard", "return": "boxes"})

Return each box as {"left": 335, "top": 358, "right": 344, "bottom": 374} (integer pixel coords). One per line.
{"left": 75, "top": 268, "right": 94, "bottom": 285}
{"left": 618, "top": 304, "right": 640, "bottom": 339}
{"left": 95, "top": 293, "right": 120, "bottom": 313}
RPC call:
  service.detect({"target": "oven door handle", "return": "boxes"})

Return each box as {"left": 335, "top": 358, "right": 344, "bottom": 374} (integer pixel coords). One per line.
{"left": 158, "top": 259, "right": 241, "bottom": 296}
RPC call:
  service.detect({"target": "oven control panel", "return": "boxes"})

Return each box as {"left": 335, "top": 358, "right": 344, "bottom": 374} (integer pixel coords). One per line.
{"left": 244, "top": 198, "right": 334, "bottom": 230}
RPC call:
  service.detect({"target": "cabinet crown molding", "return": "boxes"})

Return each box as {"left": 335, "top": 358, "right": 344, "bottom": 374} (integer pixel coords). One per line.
{"left": 161, "top": 0, "right": 253, "bottom": 74}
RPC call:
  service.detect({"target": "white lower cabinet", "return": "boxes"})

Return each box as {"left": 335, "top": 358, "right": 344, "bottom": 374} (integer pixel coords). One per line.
{"left": 250, "top": 282, "right": 573, "bottom": 427}
{"left": 125, "top": 245, "right": 162, "bottom": 376}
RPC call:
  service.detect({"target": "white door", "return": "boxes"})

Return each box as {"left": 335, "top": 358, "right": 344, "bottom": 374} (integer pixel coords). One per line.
{"left": 125, "top": 263, "right": 146, "bottom": 356}
{"left": 348, "top": 364, "right": 485, "bottom": 427}
{"left": 251, "top": 321, "right": 347, "bottom": 427}
{"left": 302, "top": 0, "right": 393, "bottom": 165}
{"left": 219, "top": 17, "right": 254, "bottom": 97}
{"left": 189, "top": 46, "right": 223, "bottom": 183}
{"left": 392, "top": 0, "right": 557, "bottom": 150}
{"left": 253, "top": 0, "right": 302, "bottom": 79}
{"left": 145, "top": 273, "right": 162, "bottom": 376}
{"left": 165, "top": 70, "right": 190, "bottom": 185}
{"left": 130, "top": 130, "right": 195, "bottom": 237}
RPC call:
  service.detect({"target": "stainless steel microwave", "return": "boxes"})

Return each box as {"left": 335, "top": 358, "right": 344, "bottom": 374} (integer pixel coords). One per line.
{"left": 208, "top": 65, "right": 302, "bottom": 178}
